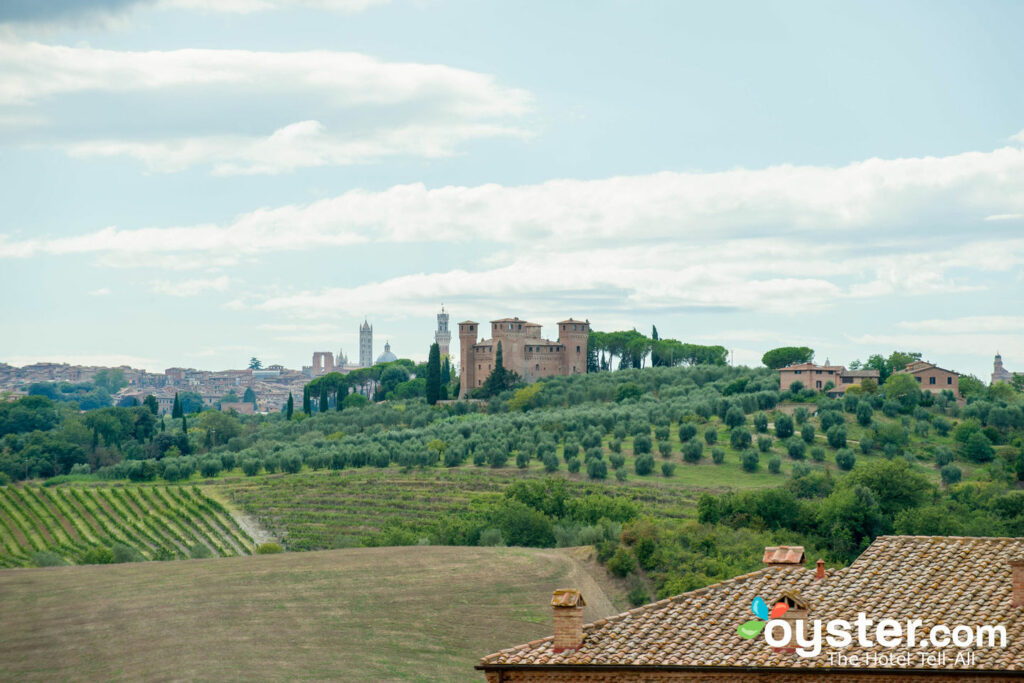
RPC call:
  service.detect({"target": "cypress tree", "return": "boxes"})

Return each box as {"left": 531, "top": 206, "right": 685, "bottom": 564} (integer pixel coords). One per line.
{"left": 243, "top": 386, "right": 256, "bottom": 404}
{"left": 482, "top": 341, "right": 509, "bottom": 397}
{"left": 441, "top": 358, "right": 451, "bottom": 384}
{"left": 303, "top": 387, "right": 311, "bottom": 416}
{"left": 286, "top": 392, "right": 294, "bottom": 420}
{"left": 319, "top": 384, "right": 329, "bottom": 413}
{"left": 426, "top": 342, "right": 441, "bottom": 405}
{"left": 172, "top": 392, "right": 182, "bottom": 419}
{"left": 336, "top": 385, "right": 344, "bottom": 411}
{"left": 650, "top": 325, "right": 661, "bottom": 367}
{"left": 182, "top": 414, "right": 188, "bottom": 436}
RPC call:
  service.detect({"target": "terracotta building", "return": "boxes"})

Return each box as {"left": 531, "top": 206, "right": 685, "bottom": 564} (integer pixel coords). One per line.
{"left": 458, "top": 317, "right": 589, "bottom": 398}
{"left": 777, "top": 362, "right": 879, "bottom": 396}
{"left": 894, "top": 360, "right": 960, "bottom": 396}
{"left": 479, "top": 535, "right": 1024, "bottom": 681}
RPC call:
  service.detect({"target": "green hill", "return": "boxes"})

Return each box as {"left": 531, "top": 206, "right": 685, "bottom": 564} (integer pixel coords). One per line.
{"left": 0, "top": 545, "right": 618, "bottom": 682}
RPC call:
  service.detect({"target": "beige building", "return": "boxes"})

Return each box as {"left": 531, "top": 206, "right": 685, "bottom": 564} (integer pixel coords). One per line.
{"left": 777, "top": 362, "right": 879, "bottom": 396}
{"left": 895, "top": 360, "right": 960, "bottom": 396}
{"left": 458, "top": 317, "right": 589, "bottom": 398}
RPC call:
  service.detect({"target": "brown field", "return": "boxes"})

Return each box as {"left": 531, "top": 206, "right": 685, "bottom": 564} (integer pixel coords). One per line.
{"left": 0, "top": 545, "right": 619, "bottom": 682}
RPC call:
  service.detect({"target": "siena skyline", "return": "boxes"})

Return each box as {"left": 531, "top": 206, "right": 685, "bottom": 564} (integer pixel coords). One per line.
{"left": 1, "top": 1, "right": 1023, "bottom": 381}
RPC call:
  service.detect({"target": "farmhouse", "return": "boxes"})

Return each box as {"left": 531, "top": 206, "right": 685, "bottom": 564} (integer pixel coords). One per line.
{"left": 478, "top": 535, "right": 1024, "bottom": 681}
{"left": 777, "top": 362, "right": 879, "bottom": 396}
{"left": 894, "top": 360, "right": 960, "bottom": 396}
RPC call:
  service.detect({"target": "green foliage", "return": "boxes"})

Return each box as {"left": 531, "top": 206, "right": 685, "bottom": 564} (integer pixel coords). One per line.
{"left": 801, "top": 424, "right": 815, "bottom": 444}
{"left": 711, "top": 447, "right": 725, "bottom": 464}
{"left": 826, "top": 424, "right": 847, "bottom": 449}
{"left": 703, "top": 426, "right": 718, "bottom": 444}
{"left": 587, "top": 458, "right": 608, "bottom": 480}
{"left": 787, "top": 438, "right": 806, "bottom": 460}
{"left": 682, "top": 440, "right": 703, "bottom": 463}
{"left": 741, "top": 450, "right": 759, "bottom": 472}
{"left": 661, "top": 461, "right": 676, "bottom": 477}
{"left": 678, "top": 423, "right": 697, "bottom": 442}
{"left": 256, "top": 542, "right": 284, "bottom": 554}
{"left": 81, "top": 546, "right": 115, "bottom": 564}
{"left": 963, "top": 431, "right": 994, "bottom": 463}
{"left": 729, "top": 427, "right": 751, "bottom": 450}
{"left": 752, "top": 413, "right": 768, "bottom": 433}
{"left": 607, "top": 547, "right": 637, "bottom": 577}
{"left": 634, "top": 453, "right": 655, "bottom": 476}
{"left": 32, "top": 551, "right": 67, "bottom": 567}
{"left": 774, "top": 413, "right": 794, "bottom": 438}
{"left": 615, "top": 383, "right": 643, "bottom": 402}
{"left": 425, "top": 342, "right": 442, "bottom": 405}
{"left": 768, "top": 456, "right": 781, "bottom": 473}
{"left": 940, "top": 464, "right": 963, "bottom": 486}
{"left": 633, "top": 434, "right": 652, "bottom": 454}
{"left": 761, "top": 346, "right": 814, "bottom": 370}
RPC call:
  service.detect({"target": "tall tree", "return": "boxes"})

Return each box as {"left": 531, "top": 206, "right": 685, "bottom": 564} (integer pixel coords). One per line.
{"left": 650, "top": 325, "right": 661, "bottom": 367}
{"left": 242, "top": 386, "right": 256, "bottom": 404}
{"left": 336, "top": 385, "right": 345, "bottom": 411}
{"left": 181, "top": 413, "right": 188, "bottom": 436}
{"left": 761, "top": 346, "right": 815, "bottom": 370}
{"left": 249, "top": 357, "right": 262, "bottom": 370}
{"left": 286, "top": 392, "right": 294, "bottom": 420}
{"left": 302, "top": 386, "right": 311, "bottom": 416}
{"left": 425, "top": 342, "right": 441, "bottom": 405}
{"left": 441, "top": 357, "right": 451, "bottom": 385}
{"left": 319, "top": 384, "right": 329, "bottom": 413}
{"left": 171, "top": 392, "right": 182, "bottom": 419}
{"left": 143, "top": 394, "right": 159, "bottom": 416}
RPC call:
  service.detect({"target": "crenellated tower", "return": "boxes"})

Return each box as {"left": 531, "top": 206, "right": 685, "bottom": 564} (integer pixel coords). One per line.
{"left": 435, "top": 306, "right": 451, "bottom": 358}
{"left": 458, "top": 321, "right": 478, "bottom": 399}
{"left": 557, "top": 319, "right": 590, "bottom": 375}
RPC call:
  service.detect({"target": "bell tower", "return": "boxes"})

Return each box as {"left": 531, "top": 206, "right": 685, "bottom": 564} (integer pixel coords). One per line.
{"left": 435, "top": 305, "right": 451, "bottom": 358}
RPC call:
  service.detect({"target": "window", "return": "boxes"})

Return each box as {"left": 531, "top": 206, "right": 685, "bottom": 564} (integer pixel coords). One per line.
{"left": 815, "top": 370, "right": 822, "bottom": 374}
{"left": 929, "top": 376, "right": 936, "bottom": 385}
{"left": 816, "top": 381, "right": 822, "bottom": 388}
{"left": 576, "top": 345, "right": 581, "bottom": 353}
{"left": 518, "top": 324, "right": 521, "bottom": 330}
{"left": 794, "top": 370, "right": 802, "bottom": 375}
{"left": 947, "top": 377, "right": 953, "bottom": 384}
{"left": 916, "top": 377, "right": 921, "bottom": 383}
{"left": 477, "top": 364, "right": 480, "bottom": 370}
{"left": 535, "top": 364, "right": 540, "bottom": 371}
{"left": 842, "top": 377, "right": 853, "bottom": 384}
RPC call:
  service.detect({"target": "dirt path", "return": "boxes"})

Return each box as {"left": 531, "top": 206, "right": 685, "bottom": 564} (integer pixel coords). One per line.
{"left": 202, "top": 488, "right": 274, "bottom": 546}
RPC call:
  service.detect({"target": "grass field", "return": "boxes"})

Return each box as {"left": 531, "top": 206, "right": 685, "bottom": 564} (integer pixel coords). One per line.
{"left": 0, "top": 484, "right": 254, "bottom": 567}
{"left": 0, "top": 545, "right": 619, "bottom": 682}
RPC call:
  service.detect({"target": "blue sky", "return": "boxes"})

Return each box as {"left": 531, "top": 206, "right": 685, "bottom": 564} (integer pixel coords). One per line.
{"left": 1, "top": 0, "right": 1023, "bottom": 380}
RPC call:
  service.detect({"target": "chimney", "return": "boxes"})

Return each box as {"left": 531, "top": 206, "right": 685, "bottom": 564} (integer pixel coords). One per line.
{"left": 551, "top": 589, "right": 586, "bottom": 652}
{"left": 763, "top": 546, "right": 805, "bottom": 568}
{"left": 1012, "top": 560, "right": 1024, "bottom": 607}
{"left": 815, "top": 558, "right": 825, "bottom": 580}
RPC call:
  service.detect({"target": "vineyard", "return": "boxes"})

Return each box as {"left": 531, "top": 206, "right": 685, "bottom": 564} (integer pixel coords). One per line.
{"left": 0, "top": 484, "right": 254, "bottom": 567}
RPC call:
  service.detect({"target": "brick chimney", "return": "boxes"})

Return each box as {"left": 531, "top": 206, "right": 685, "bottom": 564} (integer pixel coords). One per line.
{"left": 815, "top": 558, "right": 825, "bottom": 580}
{"left": 551, "top": 589, "right": 586, "bottom": 652}
{"left": 763, "top": 546, "right": 805, "bottom": 568}
{"left": 1011, "top": 560, "right": 1024, "bottom": 607}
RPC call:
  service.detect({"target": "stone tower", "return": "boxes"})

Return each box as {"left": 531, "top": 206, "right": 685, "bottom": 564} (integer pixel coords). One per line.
{"left": 557, "top": 319, "right": 590, "bottom": 375}
{"left": 359, "top": 320, "right": 373, "bottom": 368}
{"left": 458, "top": 320, "right": 478, "bottom": 399}
{"left": 435, "top": 305, "right": 451, "bottom": 358}
{"left": 992, "top": 352, "right": 1013, "bottom": 384}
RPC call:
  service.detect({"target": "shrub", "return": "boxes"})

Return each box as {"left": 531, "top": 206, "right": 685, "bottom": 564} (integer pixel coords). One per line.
{"left": 940, "top": 464, "right": 963, "bottom": 486}
{"left": 786, "top": 438, "right": 806, "bottom": 460}
{"left": 241, "top": 459, "right": 261, "bottom": 476}
{"left": 711, "top": 447, "right": 725, "bottom": 464}
{"left": 859, "top": 437, "right": 874, "bottom": 454}
{"left": 609, "top": 438, "right": 622, "bottom": 453}
{"left": 542, "top": 452, "right": 560, "bottom": 472}
{"left": 882, "top": 400, "right": 901, "bottom": 417}
{"left": 219, "top": 452, "right": 236, "bottom": 471}
{"left": 857, "top": 401, "right": 873, "bottom": 427}
{"left": 567, "top": 457, "right": 581, "bottom": 473}
{"left": 933, "top": 417, "right": 952, "bottom": 437}
{"left": 515, "top": 451, "right": 530, "bottom": 469}
{"left": 81, "top": 546, "right": 115, "bottom": 565}
{"left": 488, "top": 449, "right": 509, "bottom": 468}
{"left": 724, "top": 406, "right": 746, "bottom": 428}
{"left": 835, "top": 449, "right": 856, "bottom": 471}
{"left": 633, "top": 435, "right": 652, "bottom": 455}
{"left": 934, "top": 446, "right": 954, "bottom": 467}
{"left": 615, "top": 383, "right": 642, "bottom": 402}
{"left": 704, "top": 427, "right": 718, "bottom": 445}
{"left": 774, "top": 414, "right": 794, "bottom": 438}
{"left": 678, "top": 423, "right": 697, "bottom": 442}
{"left": 282, "top": 454, "right": 302, "bottom": 474}
{"left": 741, "top": 450, "right": 759, "bottom": 472}
{"left": 613, "top": 425, "right": 627, "bottom": 440}
{"left": 609, "top": 453, "right": 626, "bottom": 469}
{"left": 794, "top": 407, "right": 808, "bottom": 424}
{"left": 628, "top": 584, "right": 650, "bottom": 607}
{"left": 658, "top": 440, "right": 673, "bottom": 458}
{"left": 753, "top": 413, "right": 768, "bottom": 433}
{"left": 810, "top": 446, "right": 826, "bottom": 462}
{"left": 70, "top": 463, "right": 91, "bottom": 476}
{"left": 199, "top": 458, "right": 222, "bottom": 478}
{"left": 682, "top": 440, "right": 703, "bottom": 463}
{"left": 654, "top": 425, "right": 670, "bottom": 441}
{"left": 791, "top": 462, "right": 811, "bottom": 479}
{"left": 757, "top": 435, "right": 772, "bottom": 453}
{"left": 189, "top": 542, "right": 213, "bottom": 559}
{"left": 826, "top": 425, "right": 847, "bottom": 449}
{"left": 111, "top": 543, "right": 144, "bottom": 563}
{"left": 963, "top": 432, "right": 994, "bottom": 463}
{"left": 634, "top": 453, "right": 655, "bottom": 476}
{"left": 256, "top": 542, "right": 284, "bottom": 554}
{"left": 768, "top": 456, "right": 782, "bottom": 474}
{"left": 32, "top": 551, "right": 67, "bottom": 567}
{"left": 801, "top": 424, "right": 815, "bottom": 444}
{"left": 478, "top": 528, "right": 505, "bottom": 546}
{"left": 615, "top": 467, "right": 628, "bottom": 481}
{"left": 607, "top": 547, "right": 637, "bottom": 577}
{"left": 730, "top": 427, "right": 752, "bottom": 450}
{"left": 587, "top": 458, "right": 608, "bottom": 480}
{"left": 661, "top": 461, "right": 676, "bottom": 477}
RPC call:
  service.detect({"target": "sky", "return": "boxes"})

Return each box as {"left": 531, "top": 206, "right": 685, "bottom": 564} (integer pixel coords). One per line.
{"left": 1, "top": 0, "right": 1023, "bottom": 381}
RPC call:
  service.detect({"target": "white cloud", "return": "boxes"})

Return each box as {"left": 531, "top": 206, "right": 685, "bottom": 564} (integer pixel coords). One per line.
{"left": 897, "top": 315, "right": 1024, "bottom": 333}
{"left": 159, "top": 0, "right": 388, "bottom": 12}
{"left": 67, "top": 119, "right": 531, "bottom": 174}
{"left": 151, "top": 275, "right": 231, "bottom": 296}
{"left": 89, "top": 287, "right": 111, "bottom": 296}
{"left": 0, "top": 41, "right": 533, "bottom": 118}
{"left": 985, "top": 213, "right": 1024, "bottom": 221}
{"left": 846, "top": 332, "right": 1022, "bottom": 367}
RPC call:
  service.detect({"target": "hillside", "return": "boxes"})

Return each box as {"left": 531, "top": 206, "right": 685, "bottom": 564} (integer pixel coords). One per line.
{"left": 0, "top": 545, "right": 618, "bottom": 682}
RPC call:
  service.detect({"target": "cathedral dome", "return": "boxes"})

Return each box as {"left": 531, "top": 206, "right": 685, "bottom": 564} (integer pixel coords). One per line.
{"left": 376, "top": 341, "right": 398, "bottom": 364}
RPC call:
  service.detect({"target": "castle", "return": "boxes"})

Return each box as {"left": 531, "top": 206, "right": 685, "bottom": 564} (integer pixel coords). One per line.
{"left": 458, "top": 317, "right": 589, "bottom": 398}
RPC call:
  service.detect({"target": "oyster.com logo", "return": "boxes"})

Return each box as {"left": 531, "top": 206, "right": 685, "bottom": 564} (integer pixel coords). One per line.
{"left": 737, "top": 597, "right": 788, "bottom": 640}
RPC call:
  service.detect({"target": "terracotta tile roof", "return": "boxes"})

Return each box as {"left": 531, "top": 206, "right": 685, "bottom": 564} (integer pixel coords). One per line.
{"left": 841, "top": 369, "right": 880, "bottom": 378}
{"left": 480, "top": 536, "right": 1024, "bottom": 673}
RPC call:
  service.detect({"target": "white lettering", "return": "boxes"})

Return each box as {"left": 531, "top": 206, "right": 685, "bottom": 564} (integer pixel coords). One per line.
{"left": 795, "top": 619, "right": 822, "bottom": 657}
{"left": 906, "top": 619, "right": 922, "bottom": 648}
{"left": 825, "top": 618, "right": 852, "bottom": 649}
{"left": 951, "top": 625, "right": 974, "bottom": 648}
{"left": 976, "top": 625, "right": 1006, "bottom": 648}
{"left": 855, "top": 613, "right": 874, "bottom": 647}
{"left": 764, "top": 620, "right": 791, "bottom": 648}
{"left": 931, "top": 624, "right": 951, "bottom": 648}
{"left": 875, "top": 618, "right": 902, "bottom": 648}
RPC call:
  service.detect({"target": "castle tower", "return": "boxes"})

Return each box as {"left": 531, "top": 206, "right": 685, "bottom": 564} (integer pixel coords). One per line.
{"left": 992, "top": 352, "right": 1013, "bottom": 384}
{"left": 359, "top": 320, "right": 373, "bottom": 368}
{"left": 435, "top": 305, "right": 451, "bottom": 358}
{"left": 557, "top": 318, "right": 590, "bottom": 375}
{"left": 458, "top": 321, "right": 478, "bottom": 399}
